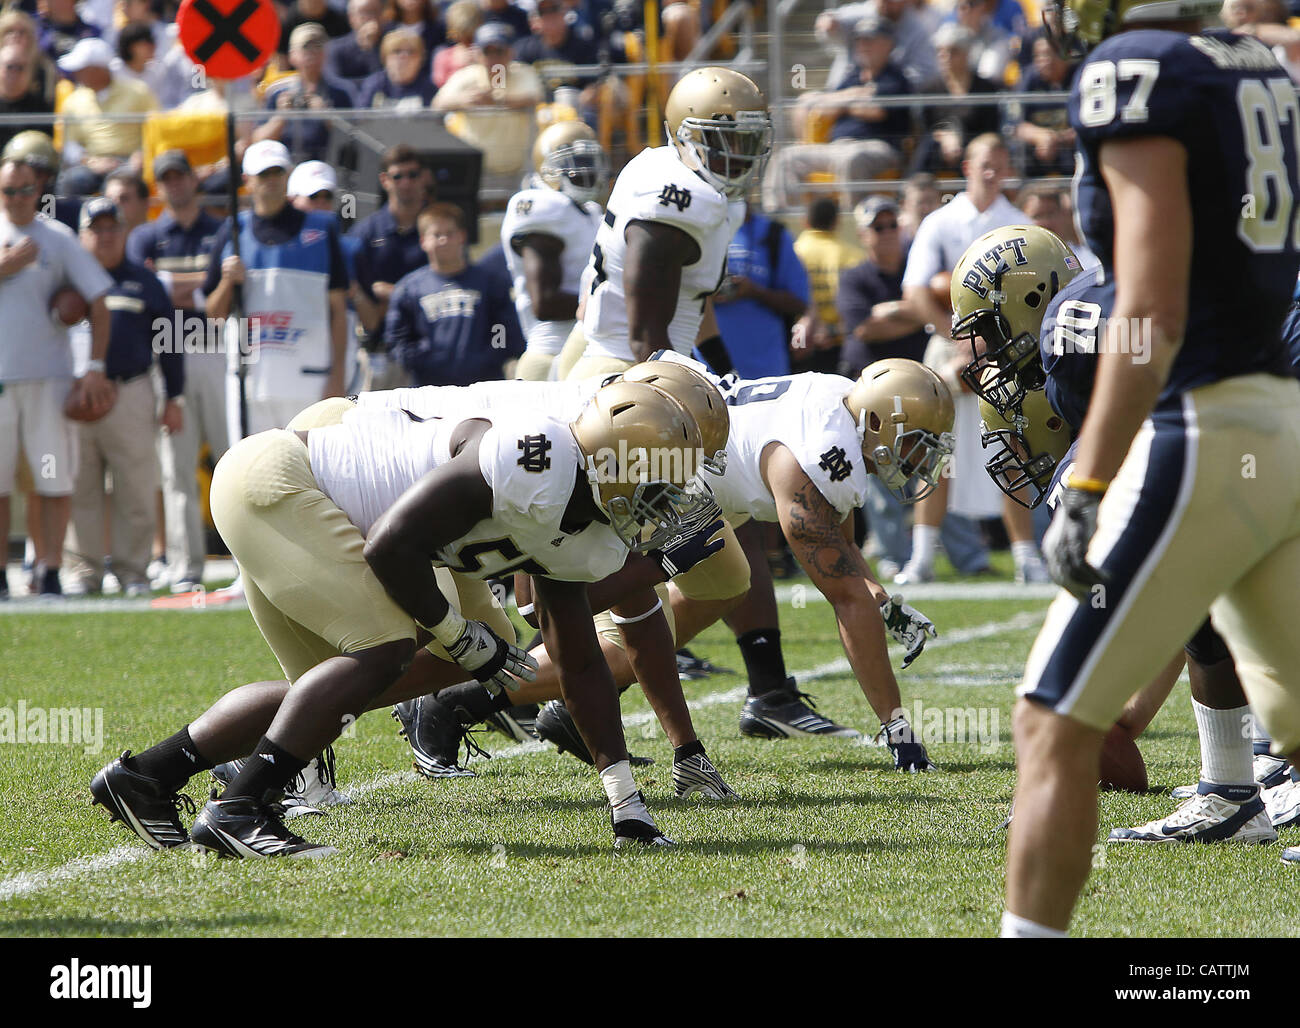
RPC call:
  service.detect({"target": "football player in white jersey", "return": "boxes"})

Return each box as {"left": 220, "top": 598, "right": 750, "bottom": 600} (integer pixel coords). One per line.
{"left": 91, "top": 381, "right": 708, "bottom": 854}
{"left": 503, "top": 121, "right": 609, "bottom": 382}
{"left": 562, "top": 66, "right": 771, "bottom": 379}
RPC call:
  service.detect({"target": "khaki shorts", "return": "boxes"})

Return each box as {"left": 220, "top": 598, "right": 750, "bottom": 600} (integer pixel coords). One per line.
{"left": 568, "top": 354, "right": 634, "bottom": 382}
{"left": 555, "top": 322, "right": 591, "bottom": 381}
{"left": 0, "top": 378, "right": 76, "bottom": 496}
{"left": 515, "top": 350, "right": 556, "bottom": 382}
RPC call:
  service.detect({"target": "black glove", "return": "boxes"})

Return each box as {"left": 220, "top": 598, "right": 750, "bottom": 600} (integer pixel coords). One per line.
{"left": 1043, "top": 484, "right": 1108, "bottom": 600}
{"left": 878, "top": 716, "right": 937, "bottom": 773}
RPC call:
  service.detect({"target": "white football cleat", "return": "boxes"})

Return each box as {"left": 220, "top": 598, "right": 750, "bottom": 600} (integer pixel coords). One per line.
{"left": 282, "top": 748, "right": 351, "bottom": 819}
{"left": 1171, "top": 751, "right": 1292, "bottom": 799}
{"left": 1108, "top": 782, "right": 1276, "bottom": 844}
{"left": 1264, "top": 778, "right": 1300, "bottom": 830}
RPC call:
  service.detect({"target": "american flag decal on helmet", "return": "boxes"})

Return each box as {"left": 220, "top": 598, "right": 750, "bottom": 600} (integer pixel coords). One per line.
{"left": 1064, "top": 254, "right": 1080, "bottom": 270}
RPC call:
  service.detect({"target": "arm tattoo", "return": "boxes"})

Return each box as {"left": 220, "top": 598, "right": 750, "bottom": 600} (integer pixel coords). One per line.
{"left": 787, "top": 480, "right": 866, "bottom": 581}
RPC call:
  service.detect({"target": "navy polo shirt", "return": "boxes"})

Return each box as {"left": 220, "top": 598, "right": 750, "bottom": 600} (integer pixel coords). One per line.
{"left": 101, "top": 258, "right": 182, "bottom": 397}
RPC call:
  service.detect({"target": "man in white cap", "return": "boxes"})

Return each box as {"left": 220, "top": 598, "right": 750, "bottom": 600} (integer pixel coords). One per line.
{"left": 203, "top": 140, "right": 350, "bottom": 445}
{"left": 55, "top": 37, "right": 156, "bottom": 197}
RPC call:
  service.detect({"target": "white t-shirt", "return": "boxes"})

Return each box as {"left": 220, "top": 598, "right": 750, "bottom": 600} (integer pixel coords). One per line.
{"left": 355, "top": 375, "right": 613, "bottom": 423}
{"left": 308, "top": 405, "right": 628, "bottom": 582}
{"left": 501, "top": 187, "right": 603, "bottom": 357}
{"left": 582, "top": 146, "right": 745, "bottom": 362}
{"left": 0, "top": 214, "right": 113, "bottom": 382}
{"left": 901, "top": 192, "right": 1029, "bottom": 291}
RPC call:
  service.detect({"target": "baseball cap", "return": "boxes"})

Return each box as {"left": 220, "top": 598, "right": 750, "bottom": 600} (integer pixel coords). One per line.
{"left": 79, "top": 196, "right": 124, "bottom": 231}
{"left": 288, "top": 160, "right": 338, "bottom": 197}
{"left": 474, "top": 23, "right": 514, "bottom": 48}
{"left": 853, "top": 195, "right": 899, "bottom": 228}
{"left": 57, "top": 37, "right": 116, "bottom": 73}
{"left": 242, "top": 139, "right": 292, "bottom": 176}
{"left": 853, "top": 14, "right": 895, "bottom": 39}
{"left": 152, "top": 149, "right": 192, "bottom": 179}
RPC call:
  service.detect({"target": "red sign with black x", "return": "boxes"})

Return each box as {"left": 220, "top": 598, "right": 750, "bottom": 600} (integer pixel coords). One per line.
{"left": 177, "top": 0, "right": 281, "bottom": 80}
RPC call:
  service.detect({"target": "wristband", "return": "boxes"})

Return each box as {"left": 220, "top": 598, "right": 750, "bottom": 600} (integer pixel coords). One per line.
{"left": 515, "top": 602, "right": 535, "bottom": 618}
{"left": 425, "top": 606, "right": 467, "bottom": 647}
{"left": 609, "top": 597, "right": 663, "bottom": 626}
{"left": 84, "top": 359, "right": 105, "bottom": 374}
{"left": 1065, "top": 472, "right": 1109, "bottom": 495}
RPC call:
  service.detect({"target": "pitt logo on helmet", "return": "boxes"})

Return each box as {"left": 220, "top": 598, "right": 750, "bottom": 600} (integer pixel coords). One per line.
{"left": 959, "top": 235, "right": 1030, "bottom": 300}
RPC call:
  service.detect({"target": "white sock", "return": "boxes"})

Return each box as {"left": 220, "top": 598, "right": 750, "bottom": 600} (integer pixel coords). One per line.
{"left": 911, "top": 524, "right": 939, "bottom": 569}
{"left": 1011, "top": 540, "right": 1040, "bottom": 568}
{"left": 599, "top": 760, "right": 647, "bottom": 823}
{"left": 1252, "top": 713, "right": 1272, "bottom": 751}
{"left": 1000, "top": 911, "right": 1067, "bottom": 938}
{"left": 1194, "top": 700, "right": 1253, "bottom": 786}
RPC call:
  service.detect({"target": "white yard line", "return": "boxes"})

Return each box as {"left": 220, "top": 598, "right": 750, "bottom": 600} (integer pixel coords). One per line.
{"left": 0, "top": 610, "right": 1043, "bottom": 901}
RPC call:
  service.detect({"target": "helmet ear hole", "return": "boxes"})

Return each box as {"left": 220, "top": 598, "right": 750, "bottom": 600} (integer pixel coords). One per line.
{"left": 869, "top": 411, "right": 882, "bottom": 433}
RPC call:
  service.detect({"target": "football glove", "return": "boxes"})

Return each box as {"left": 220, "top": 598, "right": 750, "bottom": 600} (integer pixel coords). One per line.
{"left": 879, "top": 594, "right": 937, "bottom": 668}
{"left": 445, "top": 618, "right": 539, "bottom": 696}
{"left": 878, "top": 716, "right": 937, "bottom": 773}
{"left": 1043, "top": 484, "right": 1108, "bottom": 600}
{"left": 649, "top": 497, "right": 726, "bottom": 579}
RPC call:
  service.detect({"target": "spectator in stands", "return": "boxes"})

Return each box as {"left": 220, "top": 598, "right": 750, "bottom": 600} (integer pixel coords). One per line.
{"left": 104, "top": 169, "right": 149, "bottom": 232}
{"left": 1017, "top": 178, "right": 1100, "bottom": 269}
{"left": 949, "top": 0, "right": 1011, "bottom": 83}
{"left": 815, "top": 0, "right": 941, "bottom": 92}
{"left": 64, "top": 197, "right": 179, "bottom": 597}
{"left": 792, "top": 196, "right": 861, "bottom": 373}
{"left": 115, "top": 18, "right": 193, "bottom": 110}
{"left": 1007, "top": 32, "right": 1076, "bottom": 177}
{"left": 764, "top": 15, "right": 912, "bottom": 212}
{"left": 433, "top": 24, "right": 544, "bottom": 178}
{"left": 0, "top": 43, "right": 53, "bottom": 153}
{"left": 433, "top": 0, "right": 484, "bottom": 88}
{"left": 897, "top": 132, "right": 1048, "bottom": 585}
{"left": 259, "top": 24, "right": 357, "bottom": 163}
{"left": 837, "top": 195, "right": 928, "bottom": 575}
{"left": 326, "top": 0, "right": 386, "bottom": 84}
{"left": 710, "top": 203, "right": 810, "bottom": 379}
{"left": 1, "top": 9, "right": 57, "bottom": 107}
{"left": 358, "top": 27, "right": 436, "bottom": 107}
{"left": 36, "top": 0, "right": 99, "bottom": 64}
{"left": 278, "top": 0, "right": 350, "bottom": 61}
{"left": 349, "top": 143, "right": 429, "bottom": 389}
{"left": 914, "top": 23, "right": 1000, "bottom": 175}
{"left": 515, "top": 0, "right": 600, "bottom": 98}
{"left": 387, "top": 0, "right": 446, "bottom": 76}
{"left": 127, "top": 150, "right": 225, "bottom": 594}
{"left": 898, "top": 169, "right": 941, "bottom": 247}
{"left": 386, "top": 201, "right": 524, "bottom": 386}
{"left": 56, "top": 38, "right": 155, "bottom": 197}
{"left": 0, "top": 157, "right": 113, "bottom": 598}
{"left": 1223, "top": 0, "right": 1300, "bottom": 81}
{"left": 477, "top": 0, "right": 531, "bottom": 40}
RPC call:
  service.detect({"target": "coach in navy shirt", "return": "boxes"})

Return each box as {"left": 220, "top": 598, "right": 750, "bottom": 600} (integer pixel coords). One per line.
{"left": 385, "top": 202, "right": 524, "bottom": 386}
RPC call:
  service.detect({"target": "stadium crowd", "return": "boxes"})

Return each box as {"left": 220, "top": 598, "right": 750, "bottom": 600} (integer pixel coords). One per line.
{"left": 2, "top": 0, "right": 1294, "bottom": 600}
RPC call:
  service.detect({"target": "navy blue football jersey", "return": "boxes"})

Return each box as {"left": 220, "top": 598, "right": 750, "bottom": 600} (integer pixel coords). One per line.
{"left": 1070, "top": 28, "right": 1300, "bottom": 399}
{"left": 1038, "top": 266, "right": 1113, "bottom": 432}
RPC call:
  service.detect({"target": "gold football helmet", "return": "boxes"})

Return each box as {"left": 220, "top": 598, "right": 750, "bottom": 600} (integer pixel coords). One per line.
{"left": 2, "top": 130, "right": 59, "bottom": 175}
{"left": 951, "top": 224, "right": 1081, "bottom": 416}
{"left": 1043, "top": 0, "right": 1221, "bottom": 58}
{"left": 570, "top": 380, "right": 706, "bottom": 551}
{"left": 845, "top": 358, "right": 955, "bottom": 503}
{"left": 621, "top": 360, "right": 729, "bottom": 475}
{"left": 532, "top": 120, "right": 609, "bottom": 205}
{"left": 664, "top": 67, "right": 772, "bottom": 200}
{"left": 978, "top": 387, "right": 1072, "bottom": 509}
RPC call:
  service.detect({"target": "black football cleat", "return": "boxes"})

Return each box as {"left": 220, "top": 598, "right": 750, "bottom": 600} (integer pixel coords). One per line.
{"left": 738, "top": 680, "right": 861, "bottom": 739}
{"left": 392, "top": 696, "right": 477, "bottom": 778}
{"left": 611, "top": 793, "right": 675, "bottom": 849}
{"left": 90, "top": 751, "right": 195, "bottom": 849}
{"left": 535, "top": 700, "right": 654, "bottom": 767}
{"left": 676, "top": 648, "right": 731, "bottom": 680}
{"left": 485, "top": 703, "right": 540, "bottom": 743}
{"left": 190, "top": 793, "right": 336, "bottom": 859}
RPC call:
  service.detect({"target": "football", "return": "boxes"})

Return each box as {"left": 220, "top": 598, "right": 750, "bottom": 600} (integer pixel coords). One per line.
{"left": 63, "top": 378, "right": 117, "bottom": 423}
{"left": 929, "top": 270, "right": 953, "bottom": 314}
{"left": 1098, "top": 722, "right": 1149, "bottom": 793}
{"left": 50, "top": 285, "right": 88, "bottom": 326}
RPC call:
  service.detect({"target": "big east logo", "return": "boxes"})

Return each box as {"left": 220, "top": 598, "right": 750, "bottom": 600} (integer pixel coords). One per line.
{"left": 250, "top": 310, "right": 305, "bottom": 347}
{"left": 959, "top": 235, "right": 1030, "bottom": 299}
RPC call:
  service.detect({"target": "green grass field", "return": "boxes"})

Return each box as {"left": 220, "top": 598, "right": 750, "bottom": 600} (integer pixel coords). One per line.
{"left": 2, "top": 568, "right": 1297, "bottom": 937}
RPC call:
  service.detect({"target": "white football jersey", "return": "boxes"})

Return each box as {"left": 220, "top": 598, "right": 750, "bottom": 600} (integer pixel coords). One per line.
{"left": 307, "top": 405, "right": 628, "bottom": 582}
{"left": 501, "top": 188, "right": 603, "bottom": 357}
{"left": 354, "top": 375, "right": 613, "bottom": 423}
{"left": 582, "top": 146, "right": 745, "bottom": 362}
{"left": 711, "top": 373, "right": 870, "bottom": 524}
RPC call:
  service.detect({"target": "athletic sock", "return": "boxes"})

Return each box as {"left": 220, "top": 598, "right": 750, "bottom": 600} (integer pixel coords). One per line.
{"left": 1193, "top": 700, "right": 1253, "bottom": 787}
{"left": 1010, "top": 540, "right": 1040, "bottom": 569}
{"left": 911, "top": 524, "right": 939, "bottom": 570}
{"left": 436, "top": 681, "right": 509, "bottom": 725}
{"left": 1252, "top": 716, "right": 1273, "bottom": 752}
{"left": 600, "top": 759, "right": 653, "bottom": 826}
{"left": 673, "top": 739, "right": 705, "bottom": 763}
{"left": 736, "top": 628, "right": 788, "bottom": 697}
{"left": 127, "top": 726, "right": 211, "bottom": 792}
{"left": 222, "top": 736, "right": 308, "bottom": 803}
{"left": 1000, "top": 911, "right": 1067, "bottom": 938}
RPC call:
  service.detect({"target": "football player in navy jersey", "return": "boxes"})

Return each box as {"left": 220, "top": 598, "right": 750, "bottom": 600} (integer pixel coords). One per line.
{"left": 990, "top": 0, "right": 1300, "bottom": 935}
